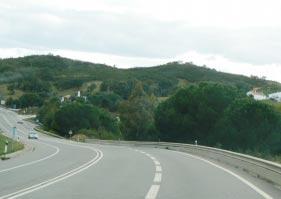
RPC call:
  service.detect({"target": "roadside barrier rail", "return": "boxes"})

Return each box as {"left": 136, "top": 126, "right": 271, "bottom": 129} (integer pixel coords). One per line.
{"left": 85, "top": 139, "right": 281, "bottom": 186}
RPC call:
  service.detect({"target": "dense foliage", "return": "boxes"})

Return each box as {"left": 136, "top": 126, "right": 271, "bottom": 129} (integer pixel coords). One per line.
{"left": 39, "top": 100, "right": 120, "bottom": 138}
{"left": 88, "top": 92, "right": 122, "bottom": 112}
{"left": 119, "top": 82, "right": 157, "bottom": 141}
{"left": 1, "top": 55, "right": 280, "bottom": 102}
{"left": 6, "top": 93, "right": 43, "bottom": 108}
{"left": 2, "top": 55, "right": 281, "bottom": 157}
{"left": 216, "top": 98, "right": 281, "bottom": 154}
{"left": 155, "top": 83, "right": 281, "bottom": 154}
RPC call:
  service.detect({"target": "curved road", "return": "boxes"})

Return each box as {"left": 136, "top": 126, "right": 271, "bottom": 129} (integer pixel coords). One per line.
{"left": 0, "top": 108, "right": 281, "bottom": 199}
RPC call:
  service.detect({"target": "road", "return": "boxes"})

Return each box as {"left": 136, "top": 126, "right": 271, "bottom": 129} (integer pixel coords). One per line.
{"left": 0, "top": 107, "right": 281, "bottom": 199}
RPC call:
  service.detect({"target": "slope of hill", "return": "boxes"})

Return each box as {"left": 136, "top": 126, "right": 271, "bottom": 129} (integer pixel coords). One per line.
{"left": 0, "top": 55, "right": 280, "bottom": 102}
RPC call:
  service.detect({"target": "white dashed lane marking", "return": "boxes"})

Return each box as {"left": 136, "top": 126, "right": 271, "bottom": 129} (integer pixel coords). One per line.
{"left": 154, "top": 160, "right": 160, "bottom": 165}
{"left": 145, "top": 185, "right": 160, "bottom": 199}
{"left": 153, "top": 173, "right": 162, "bottom": 183}
{"left": 134, "top": 149, "right": 162, "bottom": 199}
{"left": 155, "top": 166, "right": 162, "bottom": 172}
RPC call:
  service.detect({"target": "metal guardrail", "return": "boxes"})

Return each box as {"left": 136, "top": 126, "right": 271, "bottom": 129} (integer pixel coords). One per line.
{"left": 85, "top": 139, "right": 281, "bottom": 186}
{"left": 34, "top": 128, "right": 65, "bottom": 139}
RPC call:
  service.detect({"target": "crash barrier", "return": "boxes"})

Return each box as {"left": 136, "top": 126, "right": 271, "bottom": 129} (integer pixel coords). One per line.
{"left": 85, "top": 139, "right": 281, "bottom": 186}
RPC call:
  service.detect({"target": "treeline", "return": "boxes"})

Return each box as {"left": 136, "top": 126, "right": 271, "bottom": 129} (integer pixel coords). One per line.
{"left": 2, "top": 55, "right": 281, "bottom": 156}
{"left": 37, "top": 82, "right": 281, "bottom": 156}
{"left": 1, "top": 55, "right": 281, "bottom": 100}
{"left": 38, "top": 99, "right": 121, "bottom": 139}
{"left": 155, "top": 83, "right": 281, "bottom": 155}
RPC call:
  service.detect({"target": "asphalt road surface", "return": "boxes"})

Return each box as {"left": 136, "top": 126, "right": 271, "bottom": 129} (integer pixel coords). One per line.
{"left": 0, "top": 107, "right": 281, "bottom": 199}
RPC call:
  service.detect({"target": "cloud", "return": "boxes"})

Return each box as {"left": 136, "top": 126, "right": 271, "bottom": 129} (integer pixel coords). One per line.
{"left": 0, "top": 0, "right": 281, "bottom": 83}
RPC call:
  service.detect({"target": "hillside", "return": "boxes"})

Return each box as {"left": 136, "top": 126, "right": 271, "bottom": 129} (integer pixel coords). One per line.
{"left": 0, "top": 55, "right": 280, "bottom": 102}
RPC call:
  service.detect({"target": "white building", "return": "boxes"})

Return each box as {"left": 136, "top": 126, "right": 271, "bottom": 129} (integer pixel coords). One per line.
{"left": 268, "top": 92, "right": 281, "bottom": 102}
{"left": 247, "top": 89, "right": 267, "bottom": 101}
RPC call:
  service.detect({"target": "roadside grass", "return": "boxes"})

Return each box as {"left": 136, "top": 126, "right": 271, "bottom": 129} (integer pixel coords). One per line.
{"left": 271, "top": 155, "right": 281, "bottom": 164}
{"left": 0, "top": 133, "right": 24, "bottom": 156}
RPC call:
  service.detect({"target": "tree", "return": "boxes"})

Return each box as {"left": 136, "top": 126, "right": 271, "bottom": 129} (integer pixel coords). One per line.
{"left": 38, "top": 98, "right": 60, "bottom": 129}
{"left": 155, "top": 83, "right": 242, "bottom": 143}
{"left": 52, "top": 102, "right": 119, "bottom": 137}
{"left": 119, "top": 82, "right": 158, "bottom": 140}
{"left": 216, "top": 98, "right": 281, "bottom": 154}
{"left": 88, "top": 92, "right": 122, "bottom": 112}
{"left": 18, "top": 93, "right": 43, "bottom": 108}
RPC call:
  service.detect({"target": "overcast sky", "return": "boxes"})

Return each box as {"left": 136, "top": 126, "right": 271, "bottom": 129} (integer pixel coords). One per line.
{"left": 1, "top": 0, "right": 281, "bottom": 82}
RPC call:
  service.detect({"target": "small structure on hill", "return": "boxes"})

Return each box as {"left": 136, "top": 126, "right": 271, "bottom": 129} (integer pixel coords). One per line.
{"left": 247, "top": 88, "right": 267, "bottom": 100}
{"left": 269, "top": 92, "right": 281, "bottom": 102}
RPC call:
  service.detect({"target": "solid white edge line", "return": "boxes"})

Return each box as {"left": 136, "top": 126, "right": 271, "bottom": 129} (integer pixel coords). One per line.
{"left": 0, "top": 149, "right": 103, "bottom": 199}
{"left": 172, "top": 150, "right": 273, "bottom": 199}
{"left": 0, "top": 142, "right": 60, "bottom": 174}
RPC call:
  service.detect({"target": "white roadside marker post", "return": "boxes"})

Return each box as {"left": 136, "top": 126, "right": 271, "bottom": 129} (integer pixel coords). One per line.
{"left": 2, "top": 140, "right": 8, "bottom": 160}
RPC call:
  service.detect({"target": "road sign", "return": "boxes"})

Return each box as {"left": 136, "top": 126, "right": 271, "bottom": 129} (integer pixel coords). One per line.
{"left": 69, "top": 130, "right": 73, "bottom": 138}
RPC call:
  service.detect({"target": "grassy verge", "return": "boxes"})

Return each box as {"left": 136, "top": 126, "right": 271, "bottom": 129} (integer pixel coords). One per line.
{"left": 0, "top": 133, "right": 24, "bottom": 156}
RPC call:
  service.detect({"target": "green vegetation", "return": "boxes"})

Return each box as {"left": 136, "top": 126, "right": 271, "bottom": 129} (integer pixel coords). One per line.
{"left": 0, "top": 134, "right": 24, "bottom": 155}
{"left": 88, "top": 92, "right": 122, "bottom": 112}
{"left": 119, "top": 82, "right": 158, "bottom": 141}
{"left": 6, "top": 93, "right": 43, "bottom": 109}
{"left": 155, "top": 83, "right": 281, "bottom": 155}
{"left": 1, "top": 55, "right": 280, "bottom": 104}
{"left": 39, "top": 98, "right": 120, "bottom": 138}
{"left": 1, "top": 55, "right": 281, "bottom": 161}
{"left": 155, "top": 83, "right": 242, "bottom": 143}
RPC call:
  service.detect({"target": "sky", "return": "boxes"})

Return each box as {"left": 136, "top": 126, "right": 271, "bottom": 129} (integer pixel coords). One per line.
{"left": 1, "top": 0, "right": 281, "bottom": 82}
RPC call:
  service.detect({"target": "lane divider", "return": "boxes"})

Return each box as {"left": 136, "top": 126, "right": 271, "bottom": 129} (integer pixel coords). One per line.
{"left": 134, "top": 149, "right": 162, "bottom": 199}
{"left": 0, "top": 110, "right": 104, "bottom": 198}
{"left": 0, "top": 147, "right": 103, "bottom": 199}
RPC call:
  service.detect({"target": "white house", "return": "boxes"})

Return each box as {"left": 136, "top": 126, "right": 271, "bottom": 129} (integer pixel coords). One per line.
{"left": 268, "top": 92, "right": 281, "bottom": 102}
{"left": 247, "top": 88, "right": 267, "bottom": 101}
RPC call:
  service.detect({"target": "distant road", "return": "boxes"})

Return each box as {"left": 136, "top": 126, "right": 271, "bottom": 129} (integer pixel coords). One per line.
{"left": 0, "top": 107, "right": 280, "bottom": 199}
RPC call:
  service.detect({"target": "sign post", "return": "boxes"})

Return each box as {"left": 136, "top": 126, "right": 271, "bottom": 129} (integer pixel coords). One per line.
{"left": 68, "top": 130, "right": 73, "bottom": 140}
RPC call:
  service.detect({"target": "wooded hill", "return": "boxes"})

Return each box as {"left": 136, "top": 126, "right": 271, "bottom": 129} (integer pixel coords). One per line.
{"left": 0, "top": 55, "right": 280, "bottom": 103}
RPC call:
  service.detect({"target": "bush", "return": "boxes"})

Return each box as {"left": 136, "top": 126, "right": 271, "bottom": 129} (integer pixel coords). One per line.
{"left": 52, "top": 102, "right": 120, "bottom": 136}
{"left": 55, "top": 79, "right": 84, "bottom": 90}
{"left": 155, "top": 83, "right": 242, "bottom": 143}
{"left": 216, "top": 98, "right": 281, "bottom": 154}
{"left": 88, "top": 92, "right": 122, "bottom": 112}
{"left": 6, "top": 93, "right": 43, "bottom": 108}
